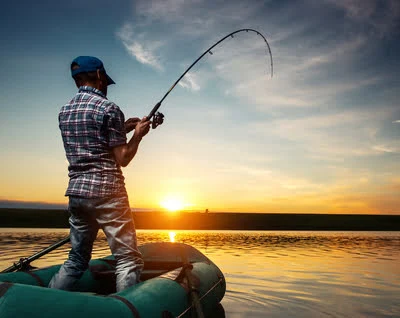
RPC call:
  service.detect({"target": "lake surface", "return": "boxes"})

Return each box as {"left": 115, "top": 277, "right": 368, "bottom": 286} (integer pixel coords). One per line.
{"left": 0, "top": 229, "right": 399, "bottom": 317}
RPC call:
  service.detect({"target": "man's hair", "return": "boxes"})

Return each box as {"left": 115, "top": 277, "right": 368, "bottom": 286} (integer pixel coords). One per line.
{"left": 71, "top": 62, "right": 99, "bottom": 86}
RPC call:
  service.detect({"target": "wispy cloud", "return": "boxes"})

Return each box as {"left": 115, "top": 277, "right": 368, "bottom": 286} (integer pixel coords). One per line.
{"left": 326, "top": 0, "right": 378, "bottom": 20}
{"left": 209, "top": 32, "right": 381, "bottom": 110}
{"left": 372, "top": 144, "right": 400, "bottom": 154}
{"left": 135, "top": 0, "right": 186, "bottom": 21}
{"left": 252, "top": 107, "right": 396, "bottom": 160}
{"left": 293, "top": 36, "right": 366, "bottom": 72}
{"left": 178, "top": 72, "right": 201, "bottom": 91}
{"left": 114, "top": 0, "right": 273, "bottom": 84}
{"left": 116, "top": 23, "right": 164, "bottom": 70}
{"left": 324, "top": 0, "right": 400, "bottom": 36}
{"left": 212, "top": 162, "right": 325, "bottom": 198}
{"left": 134, "top": 0, "right": 264, "bottom": 35}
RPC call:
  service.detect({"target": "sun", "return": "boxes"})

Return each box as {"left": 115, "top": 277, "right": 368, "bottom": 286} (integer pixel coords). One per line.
{"left": 160, "top": 196, "right": 185, "bottom": 212}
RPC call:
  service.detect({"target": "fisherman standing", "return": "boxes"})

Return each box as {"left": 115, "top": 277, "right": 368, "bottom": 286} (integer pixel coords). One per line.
{"left": 49, "top": 56, "right": 150, "bottom": 292}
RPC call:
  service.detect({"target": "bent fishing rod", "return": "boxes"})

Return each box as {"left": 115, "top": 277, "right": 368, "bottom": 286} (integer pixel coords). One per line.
{"left": 1, "top": 30, "right": 273, "bottom": 273}
{"left": 148, "top": 28, "right": 273, "bottom": 129}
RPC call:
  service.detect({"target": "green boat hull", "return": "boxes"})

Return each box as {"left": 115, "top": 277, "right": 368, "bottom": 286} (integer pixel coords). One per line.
{"left": 0, "top": 242, "right": 226, "bottom": 317}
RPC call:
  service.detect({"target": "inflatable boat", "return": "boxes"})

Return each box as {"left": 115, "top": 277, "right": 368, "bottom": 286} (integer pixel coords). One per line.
{"left": 0, "top": 242, "right": 225, "bottom": 318}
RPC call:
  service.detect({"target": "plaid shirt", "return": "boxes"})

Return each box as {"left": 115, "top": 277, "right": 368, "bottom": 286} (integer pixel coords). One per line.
{"left": 59, "top": 86, "right": 127, "bottom": 198}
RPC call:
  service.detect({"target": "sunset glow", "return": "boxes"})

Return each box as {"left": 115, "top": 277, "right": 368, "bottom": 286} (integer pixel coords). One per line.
{"left": 160, "top": 196, "right": 185, "bottom": 212}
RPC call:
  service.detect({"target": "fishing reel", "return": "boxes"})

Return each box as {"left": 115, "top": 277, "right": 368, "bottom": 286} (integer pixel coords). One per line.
{"left": 152, "top": 111, "right": 164, "bottom": 129}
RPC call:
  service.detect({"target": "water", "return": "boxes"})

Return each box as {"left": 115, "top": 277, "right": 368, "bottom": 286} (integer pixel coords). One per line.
{"left": 0, "top": 229, "right": 399, "bottom": 317}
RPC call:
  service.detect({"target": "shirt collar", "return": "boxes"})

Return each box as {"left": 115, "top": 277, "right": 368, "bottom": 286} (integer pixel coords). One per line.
{"left": 78, "top": 86, "right": 107, "bottom": 99}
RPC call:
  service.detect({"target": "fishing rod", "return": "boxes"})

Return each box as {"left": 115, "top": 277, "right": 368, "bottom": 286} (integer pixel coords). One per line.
{"left": 148, "top": 28, "right": 273, "bottom": 129}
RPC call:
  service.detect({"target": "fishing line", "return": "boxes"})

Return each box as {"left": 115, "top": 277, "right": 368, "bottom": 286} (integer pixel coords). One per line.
{"left": 148, "top": 28, "right": 273, "bottom": 128}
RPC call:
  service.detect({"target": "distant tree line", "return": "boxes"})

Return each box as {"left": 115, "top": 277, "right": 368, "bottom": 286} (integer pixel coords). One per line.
{"left": 1, "top": 209, "right": 400, "bottom": 231}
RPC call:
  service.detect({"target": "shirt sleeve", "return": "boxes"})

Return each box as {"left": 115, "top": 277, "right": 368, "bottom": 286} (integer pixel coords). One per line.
{"left": 104, "top": 104, "right": 127, "bottom": 148}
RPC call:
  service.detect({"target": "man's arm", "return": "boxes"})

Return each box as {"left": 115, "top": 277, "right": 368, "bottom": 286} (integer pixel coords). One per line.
{"left": 113, "top": 117, "right": 151, "bottom": 167}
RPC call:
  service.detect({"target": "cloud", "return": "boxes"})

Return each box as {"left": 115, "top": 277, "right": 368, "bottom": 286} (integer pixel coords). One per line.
{"left": 293, "top": 36, "right": 366, "bottom": 72}
{"left": 213, "top": 162, "right": 325, "bottom": 198}
{"left": 252, "top": 107, "right": 397, "bottom": 159}
{"left": 208, "top": 31, "right": 383, "bottom": 111}
{"left": 327, "top": 0, "right": 378, "bottom": 20}
{"left": 116, "top": 23, "right": 164, "bottom": 70}
{"left": 372, "top": 144, "right": 400, "bottom": 154}
{"left": 134, "top": 0, "right": 264, "bottom": 35}
{"left": 135, "top": 0, "right": 187, "bottom": 21}
{"left": 178, "top": 72, "right": 201, "bottom": 91}
{"left": 324, "top": 0, "right": 400, "bottom": 36}
{"left": 393, "top": 120, "right": 400, "bottom": 123}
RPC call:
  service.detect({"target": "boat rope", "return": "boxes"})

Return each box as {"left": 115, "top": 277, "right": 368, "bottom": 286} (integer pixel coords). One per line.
{"left": 175, "top": 277, "right": 224, "bottom": 318}
{"left": 147, "top": 28, "right": 273, "bottom": 122}
{"left": 179, "top": 247, "right": 205, "bottom": 318}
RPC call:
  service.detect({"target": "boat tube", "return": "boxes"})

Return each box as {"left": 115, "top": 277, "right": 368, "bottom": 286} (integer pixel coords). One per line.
{"left": 0, "top": 242, "right": 226, "bottom": 318}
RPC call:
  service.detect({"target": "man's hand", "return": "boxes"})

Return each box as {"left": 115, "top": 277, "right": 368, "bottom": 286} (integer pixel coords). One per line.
{"left": 134, "top": 117, "right": 151, "bottom": 138}
{"left": 125, "top": 117, "right": 141, "bottom": 133}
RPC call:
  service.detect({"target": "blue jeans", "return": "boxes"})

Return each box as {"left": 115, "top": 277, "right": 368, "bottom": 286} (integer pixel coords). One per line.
{"left": 48, "top": 195, "right": 143, "bottom": 292}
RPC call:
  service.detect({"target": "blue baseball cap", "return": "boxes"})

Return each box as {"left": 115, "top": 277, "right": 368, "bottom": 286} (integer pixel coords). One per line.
{"left": 71, "top": 56, "right": 115, "bottom": 85}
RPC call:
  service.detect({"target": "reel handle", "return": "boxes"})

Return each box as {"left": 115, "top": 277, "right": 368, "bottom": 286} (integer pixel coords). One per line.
{"left": 152, "top": 112, "right": 164, "bottom": 129}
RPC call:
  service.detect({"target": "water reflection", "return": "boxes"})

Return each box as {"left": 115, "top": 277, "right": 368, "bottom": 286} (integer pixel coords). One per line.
{"left": 169, "top": 231, "right": 176, "bottom": 242}
{"left": 0, "top": 229, "right": 399, "bottom": 317}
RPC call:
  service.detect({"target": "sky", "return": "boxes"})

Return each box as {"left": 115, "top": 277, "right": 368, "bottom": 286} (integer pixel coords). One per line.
{"left": 0, "top": 0, "right": 399, "bottom": 214}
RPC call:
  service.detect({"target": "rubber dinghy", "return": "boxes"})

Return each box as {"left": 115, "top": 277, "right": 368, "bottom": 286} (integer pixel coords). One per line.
{"left": 0, "top": 242, "right": 226, "bottom": 318}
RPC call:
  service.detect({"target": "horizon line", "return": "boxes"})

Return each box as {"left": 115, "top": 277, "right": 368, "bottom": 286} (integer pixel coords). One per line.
{"left": 0, "top": 200, "right": 399, "bottom": 216}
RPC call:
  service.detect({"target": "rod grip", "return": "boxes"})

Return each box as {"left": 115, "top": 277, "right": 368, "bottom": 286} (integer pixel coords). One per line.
{"left": 147, "top": 101, "right": 162, "bottom": 120}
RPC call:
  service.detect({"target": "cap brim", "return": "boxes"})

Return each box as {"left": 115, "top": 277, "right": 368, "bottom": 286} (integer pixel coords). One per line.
{"left": 106, "top": 74, "right": 115, "bottom": 85}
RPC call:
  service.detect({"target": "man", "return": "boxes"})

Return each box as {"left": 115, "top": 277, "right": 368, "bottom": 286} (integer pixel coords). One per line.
{"left": 49, "top": 56, "right": 150, "bottom": 292}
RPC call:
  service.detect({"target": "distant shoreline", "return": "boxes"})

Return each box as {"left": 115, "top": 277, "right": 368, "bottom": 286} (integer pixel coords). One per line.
{"left": 1, "top": 208, "right": 399, "bottom": 231}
